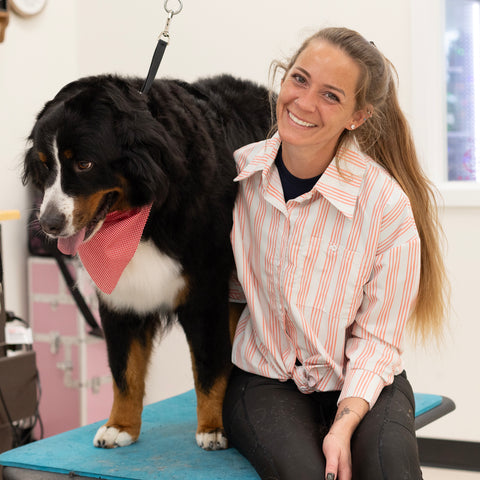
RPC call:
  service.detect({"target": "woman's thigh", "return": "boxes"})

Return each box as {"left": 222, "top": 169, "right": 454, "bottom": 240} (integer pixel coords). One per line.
{"left": 351, "top": 372, "right": 423, "bottom": 480}
{"left": 223, "top": 368, "right": 422, "bottom": 480}
{"left": 223, "top": 368, "right": 337, "bottom": 480}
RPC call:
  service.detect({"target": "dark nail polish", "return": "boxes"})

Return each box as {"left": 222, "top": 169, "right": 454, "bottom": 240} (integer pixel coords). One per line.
{"left": 326, "top": 474, "right": 336, "bottom": 480}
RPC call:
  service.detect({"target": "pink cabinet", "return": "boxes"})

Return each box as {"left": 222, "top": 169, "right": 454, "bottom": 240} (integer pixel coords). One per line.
{"left": 28, "top": 257, "right": 112, "bottom": 438}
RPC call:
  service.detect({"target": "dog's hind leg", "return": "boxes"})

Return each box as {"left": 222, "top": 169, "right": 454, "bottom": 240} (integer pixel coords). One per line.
{"left": 181, "top": 300, "right": 244, "bottom": 451}
{"left": 94, "top": 308, "right": 157, "bottom": 448}
{"left": 189, "top": 352, "right": 231, "bottom": 451}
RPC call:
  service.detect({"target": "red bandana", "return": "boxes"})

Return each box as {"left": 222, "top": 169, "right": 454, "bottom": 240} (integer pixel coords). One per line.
{"left": 57, "top": 204, "right": 152, "bottom": 294}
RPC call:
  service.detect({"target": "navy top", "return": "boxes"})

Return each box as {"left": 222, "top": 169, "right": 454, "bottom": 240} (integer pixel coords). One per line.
{"left": 275, "top": 147, "right": 321, "bottom": 202}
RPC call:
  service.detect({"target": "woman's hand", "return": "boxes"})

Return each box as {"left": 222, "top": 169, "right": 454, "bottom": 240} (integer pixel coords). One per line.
{"left": 322, "top": 397, "right": 369, "bottom": 480}
{"left": 322, "top": 430, "right": 352, "bottom": 480}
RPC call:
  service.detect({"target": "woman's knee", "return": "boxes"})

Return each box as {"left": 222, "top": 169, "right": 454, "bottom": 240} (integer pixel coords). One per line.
{"left": 351, "top": 373, "right": 422, "bottom": 479}
{"left": 223, "top": 369, "right": 328, "bottom": 480}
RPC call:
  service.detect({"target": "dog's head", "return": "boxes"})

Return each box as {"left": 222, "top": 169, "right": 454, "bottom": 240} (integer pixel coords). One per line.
{"left": 23, "top": 75, "right": 182, "bottom": 247}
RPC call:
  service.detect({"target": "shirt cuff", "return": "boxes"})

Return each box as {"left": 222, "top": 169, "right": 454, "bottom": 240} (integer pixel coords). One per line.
{"left": 338, "top": 368, "right": 387, "bottom": 409}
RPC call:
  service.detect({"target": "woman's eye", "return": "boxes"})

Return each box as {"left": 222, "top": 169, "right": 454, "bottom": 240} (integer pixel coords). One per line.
{"left": 75, "top": 160, "right": 93, "bottom": 172}
{"left": 325, "top": 92, "right": 340, "bottom": 103}
{"left": 292, "top": 73, "right": 307, "bottom": 85}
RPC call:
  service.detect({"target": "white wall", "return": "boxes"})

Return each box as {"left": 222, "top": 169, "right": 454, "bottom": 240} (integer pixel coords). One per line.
{"left": 0, "top": 0, "right": 78, "bottom": 319}
{"left": 1, "top": 0, "right": 478, "bottom": 443}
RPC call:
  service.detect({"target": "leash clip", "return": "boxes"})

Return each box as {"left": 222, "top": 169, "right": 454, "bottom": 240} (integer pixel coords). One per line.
{"left": 140, "top": 0, "right": 183, "bottom": 95}
{"left": 160, "top": 0, "right": 183, "bottom": 41}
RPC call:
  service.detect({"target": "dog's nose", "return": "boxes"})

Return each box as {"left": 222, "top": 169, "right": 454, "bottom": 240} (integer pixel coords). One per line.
{"left": 39, "top": 207, "right": 66, "bottom": 236}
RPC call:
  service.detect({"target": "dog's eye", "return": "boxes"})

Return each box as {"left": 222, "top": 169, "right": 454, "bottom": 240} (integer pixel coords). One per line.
{"left": 75, "top": 160, "right": 93, "bottom": 172}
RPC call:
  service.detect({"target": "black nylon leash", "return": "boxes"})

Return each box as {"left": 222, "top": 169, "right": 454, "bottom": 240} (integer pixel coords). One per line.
{"left": 140, "top": 38, "right": 169, "bottom": 95}
{"left": 140, "top": 0, "right": 183, "bottom": 95}
{"left": 49, "top": 245, "right": 104, "bottom": 338}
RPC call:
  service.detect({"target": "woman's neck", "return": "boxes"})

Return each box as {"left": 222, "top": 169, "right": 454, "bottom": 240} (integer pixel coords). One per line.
{"left": 281, "top": 142, "right": 336, "bottom": 179}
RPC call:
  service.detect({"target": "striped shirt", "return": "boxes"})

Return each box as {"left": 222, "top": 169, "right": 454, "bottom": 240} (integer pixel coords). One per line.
{"left": 229, "top": 133, "right": 421, "bottom": 408}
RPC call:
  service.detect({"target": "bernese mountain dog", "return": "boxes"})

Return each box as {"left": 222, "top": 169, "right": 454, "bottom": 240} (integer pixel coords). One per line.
{"left": 22, "top": 74, "right": 272, "bottom": 450}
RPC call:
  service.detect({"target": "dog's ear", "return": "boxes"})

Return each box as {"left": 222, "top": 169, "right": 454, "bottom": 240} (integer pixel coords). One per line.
{"left": 116, "top": 146, "right": 170, "bottom": 207}
{"left": 22, "top": 82, "right": 82, "bottom": 188}
{"left": 22, "top": 146, "right": 44, "bottom": 189}
{"left": 115, "top": 119, "right": 189, "bottom": 208}
{"left": 108, "top": 83, "right": 188, "bottom": 208}
{"left": 22, "top": 101, "right": 62, "bottom": 189}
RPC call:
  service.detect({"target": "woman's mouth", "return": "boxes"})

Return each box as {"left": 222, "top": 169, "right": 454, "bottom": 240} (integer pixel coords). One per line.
{"left": 288, "top": 110, "right": 317, "bottom": 128}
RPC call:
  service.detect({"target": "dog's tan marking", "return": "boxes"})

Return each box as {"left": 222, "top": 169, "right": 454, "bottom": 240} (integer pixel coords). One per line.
{"left": 102, "top": 337, "right": 153, "bottom": 444}
{"left": 111, "top": 176, "right": 132, "bottom": 211}
{"left": 72, "top": 188, "right": 123, "bottom": 229}
{"left": 187, "top": 338, "right": 232, "bottom": 450}
{"left": 186, "top": 301, "right": 243, "bottom": 445}
{"left": 194, "top": 374, "right": 230, "bottom": 434}
{"left": 173, "top": 276, "right": 190, "bottom": 309}
{"left": 63, "top": 149, "right": 73, "bottom": 159}
{"left": 38, "top": 152, "right": 47, "bottom": 163}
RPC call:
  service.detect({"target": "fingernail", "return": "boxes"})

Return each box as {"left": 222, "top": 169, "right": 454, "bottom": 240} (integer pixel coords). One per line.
{"left": 326, "top": 474, "right": 335, "bottom": 480}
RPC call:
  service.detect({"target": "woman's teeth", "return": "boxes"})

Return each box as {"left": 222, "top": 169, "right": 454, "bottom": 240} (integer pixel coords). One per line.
{"left": 288, "top": 111, "right": 316, "bottom": 128}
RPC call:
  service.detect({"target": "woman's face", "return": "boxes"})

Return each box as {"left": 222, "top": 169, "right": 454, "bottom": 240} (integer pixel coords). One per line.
{"left": 276, "top": 40, "right": 367, "bottom": 159}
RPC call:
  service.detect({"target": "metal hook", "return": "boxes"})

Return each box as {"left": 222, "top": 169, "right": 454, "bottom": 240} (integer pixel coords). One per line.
{"left": 160, "top": 0, "right": 182, "bottom": 41}
{"left": 164, "top": 0, "right": 183, "bottom": 16}
{"left": 160, "top": 11, "right": 174, "bottom": 40}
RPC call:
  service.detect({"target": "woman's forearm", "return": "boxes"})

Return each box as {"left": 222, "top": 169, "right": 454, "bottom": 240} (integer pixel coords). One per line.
{"left": 322, "top": 397, "right": 370, "bottom": 479}
{"left": 329, "top": 397, "right": 369, "bottom": 438}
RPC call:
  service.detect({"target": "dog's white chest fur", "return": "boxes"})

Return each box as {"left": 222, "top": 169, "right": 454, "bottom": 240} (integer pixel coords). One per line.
{"left": 98, "top": 239, "right": 186, "bottom": 315}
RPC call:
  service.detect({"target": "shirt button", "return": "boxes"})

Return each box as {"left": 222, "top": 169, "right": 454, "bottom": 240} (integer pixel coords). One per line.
{"left": 329, "top": 244, "right": 338, "bottom": 252}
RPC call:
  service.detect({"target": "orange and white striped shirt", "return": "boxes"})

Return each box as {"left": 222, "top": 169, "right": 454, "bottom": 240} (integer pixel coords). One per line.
{"left": 230, "top": 133, "right": 421, "bottom": 408}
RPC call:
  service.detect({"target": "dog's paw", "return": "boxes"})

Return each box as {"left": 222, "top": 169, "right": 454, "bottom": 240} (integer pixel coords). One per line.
{"left": 196, "top": 429, "right": 228, "bottom": 451}
{"left": 93, "top": 425, "right": 135, "bottom": 449}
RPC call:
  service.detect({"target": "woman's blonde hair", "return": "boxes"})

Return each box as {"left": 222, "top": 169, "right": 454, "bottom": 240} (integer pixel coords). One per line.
{"left": 270, "top": 27, "right": 449, "bottom": 341}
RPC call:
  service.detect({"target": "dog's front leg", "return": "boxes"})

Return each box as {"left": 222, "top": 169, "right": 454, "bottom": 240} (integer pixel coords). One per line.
{"left": 94, "top": 307, "right": 157, "bottom": 448}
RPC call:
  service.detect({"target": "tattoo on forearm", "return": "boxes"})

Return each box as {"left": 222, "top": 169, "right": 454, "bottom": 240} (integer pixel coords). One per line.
{"left": 335, "top": 406, "right": 362, "bottom": 422}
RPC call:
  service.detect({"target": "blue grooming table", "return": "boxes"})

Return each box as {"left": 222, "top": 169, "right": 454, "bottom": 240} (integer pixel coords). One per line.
{"left": 0, "top": 390, "right": 455, "bottom": 480}
{"left": 414, "top": 393, "right": 455, "bottom": 430}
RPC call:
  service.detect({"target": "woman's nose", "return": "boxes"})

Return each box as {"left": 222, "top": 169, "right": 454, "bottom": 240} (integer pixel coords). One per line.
{"left": 294, "top": 92, "right": 316, "bottom": 112}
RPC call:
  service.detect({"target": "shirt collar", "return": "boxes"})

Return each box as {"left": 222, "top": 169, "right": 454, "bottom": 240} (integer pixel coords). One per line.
{"left": 316, "top": 142, "right": 368, "bottom": 218}
{"left": 234, "top": 133, "right": 281, "bottom": 181}
{"left": 235, "top": 133, "right": 368, "bottom": 219}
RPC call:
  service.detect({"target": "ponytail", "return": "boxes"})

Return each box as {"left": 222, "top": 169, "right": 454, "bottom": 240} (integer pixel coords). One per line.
{"left": 356, "top": 73, "right": 449, "bottom": 342}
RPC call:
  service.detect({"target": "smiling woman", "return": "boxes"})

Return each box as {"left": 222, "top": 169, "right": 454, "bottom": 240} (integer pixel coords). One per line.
{"left": 223, "top": 26, "right": 449, "bottom": 480}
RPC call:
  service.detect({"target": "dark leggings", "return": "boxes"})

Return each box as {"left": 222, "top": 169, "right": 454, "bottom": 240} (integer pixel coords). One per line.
{"left": 223, "top": 367, "right": 423, "bottom": 480}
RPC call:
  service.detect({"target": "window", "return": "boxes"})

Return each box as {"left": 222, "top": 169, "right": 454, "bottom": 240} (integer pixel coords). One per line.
{"left": 445, "top": 0, "right": 480, "bottom": 181}
{"left": 411, "top": 0, "right": 480, "bottom": 205}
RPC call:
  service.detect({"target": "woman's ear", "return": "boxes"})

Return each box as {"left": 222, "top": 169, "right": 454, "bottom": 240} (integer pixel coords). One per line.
{"left": 348, "top": 104, "right": 374, "bottom": 130}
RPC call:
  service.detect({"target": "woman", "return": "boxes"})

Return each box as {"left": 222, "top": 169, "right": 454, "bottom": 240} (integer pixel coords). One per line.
{"left": 223, "top": 27, "right": 448, "bottom": 480}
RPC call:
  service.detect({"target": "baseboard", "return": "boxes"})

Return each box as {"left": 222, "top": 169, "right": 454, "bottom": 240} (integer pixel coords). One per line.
{"left": 418, "top": 437, "right": 480, "bottom": 471}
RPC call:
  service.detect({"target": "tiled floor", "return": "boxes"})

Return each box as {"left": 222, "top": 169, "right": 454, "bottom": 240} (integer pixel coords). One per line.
{"left": 423, "top": 467, "right": 480, "bottom": 479}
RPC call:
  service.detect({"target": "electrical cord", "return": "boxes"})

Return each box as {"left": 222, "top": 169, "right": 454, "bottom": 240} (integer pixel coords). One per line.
{"left": 2, "top": 312, "right": 42, "bottom": 446}
{"left": 0, "top": 368, "right": 43, "bottom": 448}
{"left": 5, "top": 310, "right": 29, "bottom": 328}
{"left": 0, "top": 381, "right": 19, "bottom": 447}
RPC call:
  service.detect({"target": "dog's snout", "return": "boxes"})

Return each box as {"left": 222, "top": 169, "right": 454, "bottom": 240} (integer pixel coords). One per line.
{"left": 39, "top": 205, "right": 67, "bottom": 236}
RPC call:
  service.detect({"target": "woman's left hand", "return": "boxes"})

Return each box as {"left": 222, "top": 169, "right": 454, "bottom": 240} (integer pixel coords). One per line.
{"left": 322, "top": 431, "right": 352, "bottom": 480}
{"left": 322, "top": 397, "right": 369, "bottom": 480}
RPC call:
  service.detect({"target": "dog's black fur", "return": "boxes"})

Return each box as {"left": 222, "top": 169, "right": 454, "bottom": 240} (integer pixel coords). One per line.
{"left": 23, "top": 74, "right": 272, "bottom": 449}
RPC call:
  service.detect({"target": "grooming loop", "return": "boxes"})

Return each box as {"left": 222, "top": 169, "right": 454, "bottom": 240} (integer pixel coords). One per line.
{"left": 140, "top": 0, "right": 183, "bottom": 94}
{"left": 161, "top": 0, "right": 183, "bottom": 42}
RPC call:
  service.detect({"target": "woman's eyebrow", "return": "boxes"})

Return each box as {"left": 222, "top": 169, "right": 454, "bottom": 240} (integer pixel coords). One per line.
{"left": 295, "top": 66, "right": 346, "bottom": 98}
